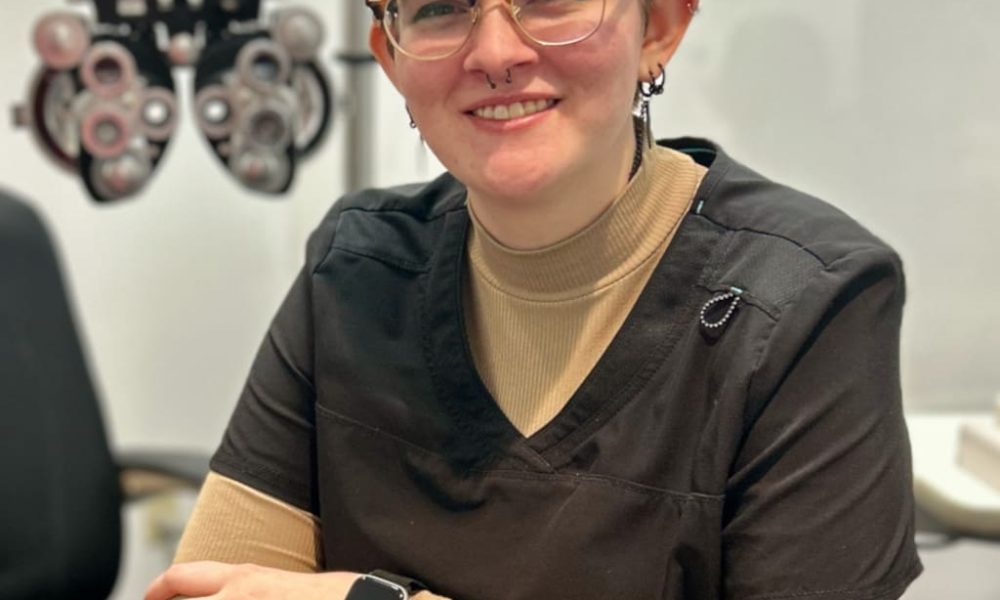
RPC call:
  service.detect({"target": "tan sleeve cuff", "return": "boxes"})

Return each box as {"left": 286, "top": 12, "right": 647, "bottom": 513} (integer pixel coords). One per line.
{"left": 413, "top": 593, "right": 452, "bottom": 600}
{"left": 173, "top": 471, "right": 322, "bottom": 572}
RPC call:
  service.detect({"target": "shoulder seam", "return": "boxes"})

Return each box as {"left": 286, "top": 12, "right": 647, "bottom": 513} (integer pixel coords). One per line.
{"left": 698, "top": 214, "right": 893, "bottom": 271}
{"left": 338, "top": 203, "right": 466, "bottom": 222}
{"left": 696, "top": 215, "right": 829, "bottom": 267}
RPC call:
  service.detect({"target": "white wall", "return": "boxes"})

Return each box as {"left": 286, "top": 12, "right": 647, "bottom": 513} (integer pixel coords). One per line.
{"left": 661, "top": 0, "right": 1000, "bottom": 411}
{"left": 1, "top": 0, "right": 998, "bottom": 597}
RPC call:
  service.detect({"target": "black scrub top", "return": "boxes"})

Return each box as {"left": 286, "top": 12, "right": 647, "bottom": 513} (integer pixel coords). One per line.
{"left": 211, "top": 139, "right": 922, "bottom": 600}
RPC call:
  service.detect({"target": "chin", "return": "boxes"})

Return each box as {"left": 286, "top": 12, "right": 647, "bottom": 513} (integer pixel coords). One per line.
{"left": 470, "top": 150, "right": 569, "bottom": 199}
{"left": 475, "top": 167, "right": 558, "bottom": 204}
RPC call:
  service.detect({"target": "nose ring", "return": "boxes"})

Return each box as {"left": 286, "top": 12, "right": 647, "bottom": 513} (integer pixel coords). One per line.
{"left": 485, "top": 69, "right": 513, "bottom": 90}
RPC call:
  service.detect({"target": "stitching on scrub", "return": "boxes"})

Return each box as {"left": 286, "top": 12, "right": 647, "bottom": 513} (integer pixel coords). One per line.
{"left": 414, "top": 273, "right": 470, "bottom": 462}
{"left": 697, "top": 216, "right": 830, "bottom": 269}
{"left": 312, "top": 214, "right": 345, "bottom": 276}
{"left": 338, "top": 205, "right": 462, "bottom": 220}
{"left": 698, "top": 219, "right": 737, "bottom": 286}
{"left": 729, "top": 297, "right": 780, "bottom": 457}
{"left": 740, "top": 558, "right": 923, "bottom": 600}
{"left": 330, "top": 243, "right": 431, "bottom": 273}
{"left": 212, "top": 448, "right": 310, "bottom": 490}
{"left": 481, "top": 469, "right": 724, "bottom": 503}
{"left": 310, "top": 204, "right": 467, "bottom": 276}
{"left": 316, "top": 400, "right": 443, "bottom": 460}
{"left": 315, "top": 403, "right": 720, "bottom": 503}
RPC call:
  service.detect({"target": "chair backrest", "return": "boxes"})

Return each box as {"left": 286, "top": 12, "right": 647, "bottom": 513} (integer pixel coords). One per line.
{"left": 0, "top": 190, "right": 121, "bottom": 599}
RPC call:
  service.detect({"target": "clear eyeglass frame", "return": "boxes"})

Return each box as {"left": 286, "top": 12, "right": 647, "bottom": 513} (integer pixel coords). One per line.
{"left": 364, "top": 0, "right": 609, "bottom": 61}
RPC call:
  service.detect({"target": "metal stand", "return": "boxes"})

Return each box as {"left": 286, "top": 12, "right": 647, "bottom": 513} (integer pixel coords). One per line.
{"left": 337, "top": 2, "right": 377, "bottom": 193}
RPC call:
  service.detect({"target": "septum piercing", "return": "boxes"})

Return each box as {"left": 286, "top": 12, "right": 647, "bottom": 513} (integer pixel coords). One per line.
{"left": 485, "top": 68, "right": 513, "bottom": 90}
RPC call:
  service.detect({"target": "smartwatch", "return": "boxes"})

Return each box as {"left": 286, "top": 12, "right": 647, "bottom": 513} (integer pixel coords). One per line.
{"left": 345, "top": 570, "right": 427, "bottom": 600}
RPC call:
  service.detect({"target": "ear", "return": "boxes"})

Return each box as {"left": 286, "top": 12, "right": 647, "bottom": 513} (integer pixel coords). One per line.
{"left": 369, "top": 21, "right": 401, "bottom": 91}
{"left": 639, "top": 0, "right": 696, "bottom": 82}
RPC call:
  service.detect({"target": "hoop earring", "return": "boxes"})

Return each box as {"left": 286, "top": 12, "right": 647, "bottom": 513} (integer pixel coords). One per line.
{"left": 637, "top": 62, "right": 666, "bottom": 148}
{"left": 641, "top": 62, "right": 666, "bottom": 97}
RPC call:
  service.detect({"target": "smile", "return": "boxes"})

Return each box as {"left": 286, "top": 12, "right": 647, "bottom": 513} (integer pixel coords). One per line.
{"left": 472, "top": 99, "right": 557, "bottom": 121}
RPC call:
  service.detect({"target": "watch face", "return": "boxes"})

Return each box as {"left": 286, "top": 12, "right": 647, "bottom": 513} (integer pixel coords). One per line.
{"left": 348, "top": 575, "right": 407, "bottom": 600}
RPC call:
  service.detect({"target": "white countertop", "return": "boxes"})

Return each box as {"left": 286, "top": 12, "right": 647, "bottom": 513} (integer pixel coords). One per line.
{"left": 906, "top": 413, "right": 1000, "bottom": 536}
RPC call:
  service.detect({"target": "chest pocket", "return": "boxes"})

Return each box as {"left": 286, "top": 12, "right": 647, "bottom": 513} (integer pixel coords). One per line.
{"left": 315, "top": 405, "right": 724, "bottom": 600}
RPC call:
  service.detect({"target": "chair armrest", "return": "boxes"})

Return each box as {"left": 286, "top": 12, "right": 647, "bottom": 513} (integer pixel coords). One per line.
{"left": 117, "top": 449, "right": 211, "bottom": 502}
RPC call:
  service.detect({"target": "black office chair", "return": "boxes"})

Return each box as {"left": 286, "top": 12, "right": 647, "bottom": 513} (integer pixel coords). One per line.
{"left": 0, "top": 189, "right": 207, "bottom": 599}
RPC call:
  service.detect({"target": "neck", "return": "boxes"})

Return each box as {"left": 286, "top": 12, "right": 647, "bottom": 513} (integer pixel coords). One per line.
{"left": 466, "top": 123, "right": 638, "bottom": 251}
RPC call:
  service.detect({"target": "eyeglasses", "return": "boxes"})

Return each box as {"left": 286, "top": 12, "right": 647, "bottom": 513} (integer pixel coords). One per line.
{"left": 366, "top": 0, "right": 609, "bottom": 61}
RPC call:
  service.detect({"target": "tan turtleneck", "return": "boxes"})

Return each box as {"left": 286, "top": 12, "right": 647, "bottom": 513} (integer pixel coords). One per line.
{"left": 172, "top": 146, "right": 707, "bottom": 575}
{"left": 465, "top": 145, "right": 706, "bottom": 435}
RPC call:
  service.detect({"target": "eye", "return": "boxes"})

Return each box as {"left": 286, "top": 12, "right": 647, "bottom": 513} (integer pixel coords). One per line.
{"left": 409, "top": 0, "right": 469, "bottom": 22}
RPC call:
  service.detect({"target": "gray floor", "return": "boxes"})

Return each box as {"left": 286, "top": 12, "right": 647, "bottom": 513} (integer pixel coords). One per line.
{"left": 902, "top": 539, "right": 1000, "bottom": 599}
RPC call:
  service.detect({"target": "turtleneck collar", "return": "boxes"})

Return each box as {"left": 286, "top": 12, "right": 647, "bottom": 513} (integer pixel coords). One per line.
{"left": 466, "top": 146, "right": 704, "bottom": 302}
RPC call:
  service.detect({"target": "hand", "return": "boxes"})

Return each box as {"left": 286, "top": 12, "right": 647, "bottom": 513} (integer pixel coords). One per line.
{"left": 144, "top": 561, "right": 360, "bottom": 600}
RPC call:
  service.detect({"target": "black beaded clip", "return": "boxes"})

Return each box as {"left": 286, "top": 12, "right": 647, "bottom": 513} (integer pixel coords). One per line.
{"left": 700, "top": 287, "right": 744, "bottom": 332}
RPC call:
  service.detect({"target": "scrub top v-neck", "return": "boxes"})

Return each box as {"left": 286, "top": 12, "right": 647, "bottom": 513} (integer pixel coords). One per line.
{"left": 425, "top": 186, "right": 717, "bottom": 472}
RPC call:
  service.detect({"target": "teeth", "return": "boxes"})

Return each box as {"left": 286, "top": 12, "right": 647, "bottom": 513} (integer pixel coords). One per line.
{"left": 474, "top": 99, "right": 555, "bottom": 121}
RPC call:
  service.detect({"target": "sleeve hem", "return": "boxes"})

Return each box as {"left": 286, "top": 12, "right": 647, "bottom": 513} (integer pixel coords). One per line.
{"left": 210, "top": 450, "right": 316, "bottom": 515}
{"left": 739, "top": 557, "right": 923, "bottom": 600}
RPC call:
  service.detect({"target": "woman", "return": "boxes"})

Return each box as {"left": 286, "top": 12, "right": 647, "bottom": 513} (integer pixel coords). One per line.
{"left": 147, "top": 1, "right": 922, "bottom": 598}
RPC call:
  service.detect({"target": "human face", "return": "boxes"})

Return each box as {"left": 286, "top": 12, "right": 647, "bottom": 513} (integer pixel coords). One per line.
{"left": 372, "top": 0, "right": 650, "bottom": 204}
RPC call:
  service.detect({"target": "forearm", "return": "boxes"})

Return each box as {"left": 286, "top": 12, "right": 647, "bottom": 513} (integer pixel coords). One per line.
{"left": 171, "top": 473, "right": 451, "bottom": 599}
{"left": 174, "top": 471, "right": 322, "bottom": 572}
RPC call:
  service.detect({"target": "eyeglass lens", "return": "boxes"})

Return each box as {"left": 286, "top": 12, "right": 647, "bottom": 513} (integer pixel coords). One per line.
{"left": 384, "top": 0, "right": 606, "bottom": 60}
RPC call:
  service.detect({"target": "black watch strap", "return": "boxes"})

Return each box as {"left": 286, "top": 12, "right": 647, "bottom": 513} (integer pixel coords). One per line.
{"left": 368, "top": 570, "right": 427, "bottom": 595}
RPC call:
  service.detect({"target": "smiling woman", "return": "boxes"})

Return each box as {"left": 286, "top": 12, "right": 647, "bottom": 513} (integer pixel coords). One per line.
{"left": 147, "top": 1, "right": 923, "bottom": 599}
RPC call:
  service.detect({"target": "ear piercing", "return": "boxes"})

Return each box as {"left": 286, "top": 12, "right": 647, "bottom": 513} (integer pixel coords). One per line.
{"left": 640, "top": 62, "right": 667, "bottom": 97}
{"left": 636, "top": 62, "right": 667, "bottom": 150}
